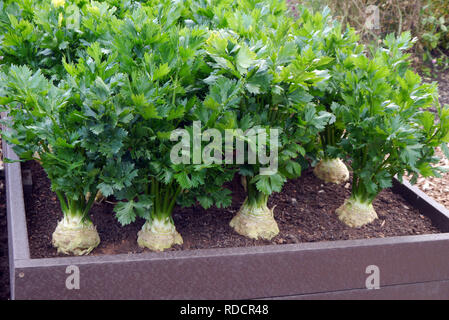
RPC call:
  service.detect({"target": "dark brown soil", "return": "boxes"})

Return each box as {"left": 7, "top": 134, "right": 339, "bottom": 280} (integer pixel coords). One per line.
{"left": 24, "top": 160, "right": 441, "bottom": 259}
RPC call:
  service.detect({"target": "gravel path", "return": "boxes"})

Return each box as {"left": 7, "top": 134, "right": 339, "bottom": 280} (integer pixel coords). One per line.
{"left": 413, "top": 147, "right": 449, "bottom": 209}
{"left": 436, "top": 70, "right": 449, "bottom": 106}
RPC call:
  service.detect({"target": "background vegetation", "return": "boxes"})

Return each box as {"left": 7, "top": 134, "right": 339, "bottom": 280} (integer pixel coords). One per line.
{"left": 289, "top": 0, "right": 449, "bottom": 71}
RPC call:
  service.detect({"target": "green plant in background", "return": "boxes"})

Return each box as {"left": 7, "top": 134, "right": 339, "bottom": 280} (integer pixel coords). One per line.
{"left": 330, "top": 32, "right": 449, "bottom": 227}
{"left": 421, "top": 0, "right": 449, "bottom": 72}
{"left": 290, "top": 0, "right": 449, "bottom": 73}
{"left": 0, "top": 0, "right": 117, "bottom": 78}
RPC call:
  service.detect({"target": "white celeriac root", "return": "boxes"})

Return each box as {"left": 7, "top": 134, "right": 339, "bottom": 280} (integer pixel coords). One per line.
{"left": 230, "top": 199, "right": 279, "bottom": 240}
{"left": 336, "top": 197, "right": 378, "bottom": 228}
{"left": 313, "top": 158, "right": 349, "bottom": 184}
{"left": 52, "top": 214, "right": 100, "bottom": 256}
{"left": 137, "top": 217, "right": 183, "bottom": 251}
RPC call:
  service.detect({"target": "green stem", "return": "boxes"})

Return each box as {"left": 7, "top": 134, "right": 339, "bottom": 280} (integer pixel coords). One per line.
{"left": 167, "top": 186, "right": 181, "bottom": 214}
{"left": 363, "top": 146, "right": 368, "bottom": 166}
{"left": 351, "top": 174, "right": 378, "bottom": 204}
{"left": 321, "top": 123, "right": 338, "bottom": 160}
{"left": 319, "top": 131, "right": 326, "bottom": 148}
{"left": 56, "top": 191, "right": 93, "bottom": 224}
{"left": 55, "top": 191, "right": 69, "bottom": 214}
{"left": 149, "top": 179, "right": 179, "bottom": 220}
{"left": 246, "top": 178, "right": 269, "bottom": 208}
{"left": 83, "top": 193, "right": 96, "bottom": 216}
{"left": 162, "top": 186, "right": 171, "bottom": 213}
{"left": 327, "top": 125, "right": 331, "bottom": 148}
{"left": 331, "top": 125, "right": 336, "bottom": 147}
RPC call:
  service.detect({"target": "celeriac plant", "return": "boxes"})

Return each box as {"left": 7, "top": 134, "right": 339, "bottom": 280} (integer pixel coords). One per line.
{"left": 291, "top": 7, "right": 362, "bottom": 184}
{"left": 330, "top": 32, "right": 449, "bottom": 227}
{"left": 0, "top": 0, "right": 132, "bottom": 255}
{"left": 108, "top": 7, "right": 235, "bottom": 251}
{"left": 203, "top": 1, "right": 332, "bottom": 240}
{"left": 0, "top": 46, "right": 135, "bottom": 254}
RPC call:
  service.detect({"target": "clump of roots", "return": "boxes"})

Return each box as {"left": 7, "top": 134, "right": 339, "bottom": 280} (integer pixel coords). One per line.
{"left": 52, "top": 217, "right": 100, "bottom": 256}
{"left": 336, "top": 197, "right": 378, "bottom": 228}
{"left": 313, "top": 158, "right": 349, "bottom": 184}
{"left": 137, "top": 218, "right": 183, "bottom": 252}
{"left": 230, "top": 199, "right": 279, "bottom": 240}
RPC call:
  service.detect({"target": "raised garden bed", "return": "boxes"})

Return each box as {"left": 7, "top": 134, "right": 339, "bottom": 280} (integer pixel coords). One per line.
{"left": 23, "top": 159, "right": 443, "bottom": 257}
{"left": 5, "top": 139, "right": 449, "bottom": 300}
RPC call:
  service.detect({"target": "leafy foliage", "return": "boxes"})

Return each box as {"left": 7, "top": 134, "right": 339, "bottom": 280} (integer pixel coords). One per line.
{"left": 1, "top": 0, "right": 448, "bottom": 241}
{"left": 0, "top": 58, "right": 135, "bottom": 217}
{"left": 0, "top": 0, "right": 117, "bottom": 78}
{"left": 199, "top": 3, "right": 335, "bottom": 205}
{"left": 107, "top": 5, "right": 236, "bottom": 223}
{"left": 329, "top": 32, "right": 449, "bottom": 202}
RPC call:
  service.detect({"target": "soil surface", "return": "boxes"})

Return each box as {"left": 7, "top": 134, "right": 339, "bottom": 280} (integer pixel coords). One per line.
{"left": 0, "top": 138, "right": 10, "bottom": 300}
{"left": 24, "top": 160, "right": 440, "bottom": 259}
